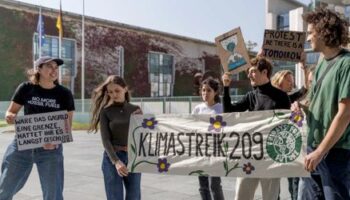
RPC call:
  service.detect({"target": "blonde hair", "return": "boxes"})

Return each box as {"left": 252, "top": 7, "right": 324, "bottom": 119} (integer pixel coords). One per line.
{"left": 271, "top": 70, "right": 293, "bottom": 89}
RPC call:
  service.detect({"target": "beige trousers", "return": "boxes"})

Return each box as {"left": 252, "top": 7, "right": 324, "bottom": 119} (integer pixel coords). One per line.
{"left": 234, "top": 178, "right": 280, "bottom": 200}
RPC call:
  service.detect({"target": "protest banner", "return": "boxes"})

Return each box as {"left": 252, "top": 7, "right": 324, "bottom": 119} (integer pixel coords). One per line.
{"left": 215, "top": 27, "right": 251, "bottom": 74}
{"left": 128, "top": 110, "right": 309, "bottom": 178}
{"left": 263, "top": 29, "right": 306, "bottom": 62}
{"left": 15, "top": 111, "right": 72, "bottom": 151}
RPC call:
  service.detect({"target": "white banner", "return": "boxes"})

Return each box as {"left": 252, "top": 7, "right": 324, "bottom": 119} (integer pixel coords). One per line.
{"left": 15, "top": 111, "right": 73, "bottom": 151}
{"left": 128, "top": 110, "right": 309, "bottom": 178}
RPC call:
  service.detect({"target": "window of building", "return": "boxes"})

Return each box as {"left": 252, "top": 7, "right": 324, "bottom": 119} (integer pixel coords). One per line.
{"left": 272, "top": 60, "right": 295, "bottom": 75}
{"left": 277, "top": 13, "right": 289, "bottom": 30}
{"left": 148, "top": 52, "right": 174, "bottom": 97}
{"left": 345, "top": 5, "right": 350, "bottom": 22}
{"left": 304, "top": 41, "right": 320, "bottom": 65}
{"left": 33, "top": 34, "right": 76, "bottom": 92}
{"left": 306, "top": 52, "right": 320, "bottom": 65}
{"left": 230, "top": 73, "right": 239, "bottom": 95}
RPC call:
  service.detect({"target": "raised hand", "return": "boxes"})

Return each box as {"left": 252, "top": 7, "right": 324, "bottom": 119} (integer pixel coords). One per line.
{"left": 222, "top": 72, "right": 232, "bottom": 87}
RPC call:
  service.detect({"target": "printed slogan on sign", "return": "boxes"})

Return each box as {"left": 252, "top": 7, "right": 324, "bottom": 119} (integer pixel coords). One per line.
{"left": 263, "top": 29, "right": 306, "bottom": 62}
{"left": 15, "top": 111, "right": 72, "bottom": 151}
{"left": 128, "top": 110, "right": 309, "bottom": 178}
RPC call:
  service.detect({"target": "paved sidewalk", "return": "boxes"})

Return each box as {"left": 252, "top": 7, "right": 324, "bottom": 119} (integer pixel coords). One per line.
{"left": 0, "top": 127, "right": 292, "bottom": 200}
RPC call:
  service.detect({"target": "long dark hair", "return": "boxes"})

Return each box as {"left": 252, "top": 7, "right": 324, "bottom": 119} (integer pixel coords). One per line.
{"left": 200, "top": 78, "right": 221, "bottom": 103}
{"left": 88, "top": 75, "right": 130, "bottom": 133}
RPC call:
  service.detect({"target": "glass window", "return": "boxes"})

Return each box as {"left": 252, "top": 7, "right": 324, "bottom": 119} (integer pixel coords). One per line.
{"left": 345, "top": 5, "right": 350, "bottom": 23}
{"left": 304, "top": 41, "right": 320, "bottom": 65}
{"left": 277, "top": 13, "right": 289, "bottom": 30}
{"left": 33, "top": 34, "right": 76, "bottom": 92}
{"left": 306, "top": 52, "right": 320, "bottom": 65}
{"left": 272, "top": 60, "right": 295, "bottom": 76}
{"left": 148, "top": 52, "right": 174, "bottom": 97}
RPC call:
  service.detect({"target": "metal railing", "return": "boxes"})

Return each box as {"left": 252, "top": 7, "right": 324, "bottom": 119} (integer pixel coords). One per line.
{"left": 0, "top": 95, "right": 244, "bottom": 123}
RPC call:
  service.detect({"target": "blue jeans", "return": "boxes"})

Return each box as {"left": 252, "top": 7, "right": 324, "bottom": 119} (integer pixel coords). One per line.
{"left": 102, "top": 151, "right": 141, "bottom": 200}
{"left": 198, "top": 176, "right": 224, "bottom": 200}
{"left": 298, "top": 146, "right": 350, "bottom": 200}
{"left": 0, "top": 140, "right": 64, "bottom": 200}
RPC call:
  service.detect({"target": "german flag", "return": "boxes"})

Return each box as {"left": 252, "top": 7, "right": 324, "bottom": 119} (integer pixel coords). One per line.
{"left": 56, "top": 0, "right": 63, "bottom": 38}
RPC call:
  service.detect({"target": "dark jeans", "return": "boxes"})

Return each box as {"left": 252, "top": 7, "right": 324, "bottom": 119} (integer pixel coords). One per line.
{"left": 298, "top": 146, "right": 350, "bottom": 200}
{"left": 288, "top": 177, "right": 299, "bottom": 200}
{"left": 102, "top": 151, "right": 141, "bottom": 200}
{"left": 198, "top": 176, "right": 224, "bottom": 200}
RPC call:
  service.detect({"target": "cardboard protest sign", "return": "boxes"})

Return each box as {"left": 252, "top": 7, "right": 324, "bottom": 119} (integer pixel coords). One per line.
{"left": 15, "top": 111, "right": 72, "bottom": 151}
{"left": 215, "top": 27, "right": 251, "bottom": 74}
{"left": 263, "top": 29, "right": 306, "bottom": 62}
{"left": 128, "top": 110, "right": 309, "bottom": 178}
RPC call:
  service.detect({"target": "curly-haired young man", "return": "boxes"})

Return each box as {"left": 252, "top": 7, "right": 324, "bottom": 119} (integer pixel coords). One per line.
{"left": 292, "top": 8, "right": 350, "bottom": 200}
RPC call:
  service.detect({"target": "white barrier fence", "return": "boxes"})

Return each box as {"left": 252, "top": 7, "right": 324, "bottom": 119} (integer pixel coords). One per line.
{"left": 0, "top": 95, "right": 244, "bottom": 123}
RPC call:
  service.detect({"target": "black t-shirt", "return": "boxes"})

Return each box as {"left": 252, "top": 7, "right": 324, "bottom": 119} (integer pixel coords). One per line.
{"left": 12, "top": 82, "right": 75, "bottom": 115}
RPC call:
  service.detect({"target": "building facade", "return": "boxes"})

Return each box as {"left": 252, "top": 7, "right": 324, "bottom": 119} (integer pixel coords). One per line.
{"left": 0, "top": 0, "right": 222, "bottom": 101}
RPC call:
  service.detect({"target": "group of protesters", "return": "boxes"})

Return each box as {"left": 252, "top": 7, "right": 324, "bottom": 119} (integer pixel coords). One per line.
{"left": 0, "top": 7, "right": 349, "bottom": 200}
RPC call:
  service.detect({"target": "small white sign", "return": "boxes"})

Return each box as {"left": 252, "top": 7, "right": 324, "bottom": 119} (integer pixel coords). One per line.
{"left": 15, "top": 111, "right": 72, "bottom": 151}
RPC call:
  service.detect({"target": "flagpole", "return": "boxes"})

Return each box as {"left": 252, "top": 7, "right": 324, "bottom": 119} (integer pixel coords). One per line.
{"left": 58, "top": 0, "right": 62, "bottom": 84}
{"left": 38, "top": 6, "right": 42, "bottom": 58}
{"left": 58, "top": 37, "right": 62, "bottom": 83}
{"left": 81, "top": 0, "right": 85, "bottom": 112}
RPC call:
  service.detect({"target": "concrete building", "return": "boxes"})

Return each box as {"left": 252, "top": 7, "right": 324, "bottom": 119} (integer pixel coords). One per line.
{"left": 0, "top": 0, "right": 223, "bottom": 101}
{"left": 265, "top": 0, "right": 350, "bottom": 87}
{"left": 266, "top": 0, "right": 306, "bottom": 31}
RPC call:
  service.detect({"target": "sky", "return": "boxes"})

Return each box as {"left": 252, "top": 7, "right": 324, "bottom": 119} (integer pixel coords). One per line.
{"left": 16, "top": 0, "right": 310, "bottom": 51}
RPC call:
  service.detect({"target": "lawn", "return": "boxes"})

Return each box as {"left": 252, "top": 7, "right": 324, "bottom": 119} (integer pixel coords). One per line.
{"left": 71, "top": 121, "right": 90, "bottom": 131}
{"left": 0, "top": 120, "right": 7, "bottom": 128}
